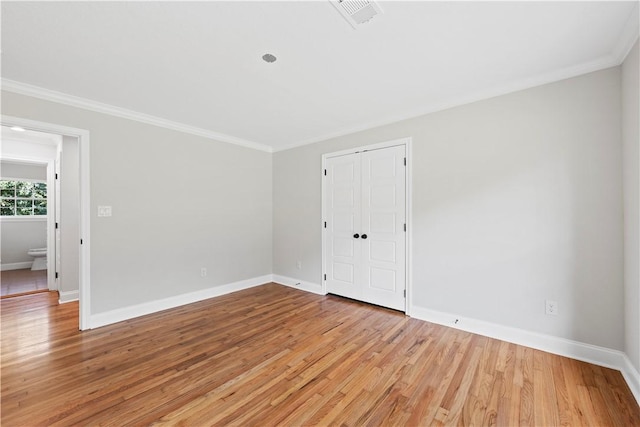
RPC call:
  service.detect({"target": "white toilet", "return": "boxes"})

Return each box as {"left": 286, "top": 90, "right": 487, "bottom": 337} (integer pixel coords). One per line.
{"left": 27, "top": 248, "right": 47, "bottom": 271}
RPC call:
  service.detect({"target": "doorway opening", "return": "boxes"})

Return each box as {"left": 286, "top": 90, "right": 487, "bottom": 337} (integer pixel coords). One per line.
{"left": 1, "top": 129, "right": 59, "bottom": 298}
{"left": 1, "top": 168, "right": 53, "bottom": 297}
{"left": 1, "top": 115, "right": 90, "bottom": 330}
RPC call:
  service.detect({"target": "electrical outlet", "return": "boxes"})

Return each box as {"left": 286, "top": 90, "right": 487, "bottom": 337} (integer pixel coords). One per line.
{"left": 545, "top": 300, "right": 558, "bottom": 315}
{"left": 201, "top": 268, "right": 207, "bottom": 277}
{"left": 296, "top": 261, "right": 302, "bottom": 270}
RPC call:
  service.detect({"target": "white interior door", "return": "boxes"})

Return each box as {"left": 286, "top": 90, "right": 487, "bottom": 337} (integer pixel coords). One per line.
{"left": 55, "top": 149, "right": 61, "bottom": 291}
{"left": 361, "top": 146, "right": 406, "bottom": 310}
{"left": 325, "top": 153, "right": 362, "bottom": 301}
{"left": 325, "top": 144, "right": 406, "bottom": 311}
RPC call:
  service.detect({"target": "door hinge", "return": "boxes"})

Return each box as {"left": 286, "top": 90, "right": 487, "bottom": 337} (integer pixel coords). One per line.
{"left": 55, "top": 173, "right": 58, "bottom": 179}
{"left": 55, "top": 272, "right": 59, "bottom": 279}
{"left": 404, "top": 223, "right": 406, "bottom": 232}
{"left": 404, "top": 289, "right": 406, "bottom": 298}
{"left": 404, "top": 157, "right": 406, "bottom": 166}
{"left": 80, "top": 239, "right": 83, "bottom": 245}
{"left": 55, "top": 222, "right": 59, "bottom": 229}
{"left": 324, "top": 221, "right": 327, "bottom": 228}
{"left": 324, "top": 274, "right": 327, "bottom": 281}
{"left": 324, "top": 169, "right": 327, "bottom": 176}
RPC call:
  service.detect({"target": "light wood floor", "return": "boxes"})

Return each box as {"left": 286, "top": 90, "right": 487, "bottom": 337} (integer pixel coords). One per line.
{"left": 0, "top": 268, "right": 48, "bottom": 298}
{"left": 2, "top": 284, "right": 638, "bottom": 426}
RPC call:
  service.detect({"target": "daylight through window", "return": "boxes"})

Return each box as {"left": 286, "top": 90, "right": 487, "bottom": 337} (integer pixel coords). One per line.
{"left": 0, "top": 180, "right": 47, "bottom": 216}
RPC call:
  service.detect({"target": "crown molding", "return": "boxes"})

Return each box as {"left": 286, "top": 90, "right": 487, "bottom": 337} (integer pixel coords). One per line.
{"left": 612, "top": 3, "right": 640, "bottom": 64}
{"left": 4, "top": 21, "right": 633, "bottom": 157}
{"left": 273, "top": 53, "right": 621, "bottom": 152}
{"left": 1, "top": 79, "right": 273, "bottom": 153}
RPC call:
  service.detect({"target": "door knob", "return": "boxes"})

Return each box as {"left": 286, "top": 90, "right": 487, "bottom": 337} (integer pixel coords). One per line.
{"left": 353, "top": 233, "right": 360, "bottom": 238}
{"left": 361, "top": 234, "right": 368, "bottom": 239}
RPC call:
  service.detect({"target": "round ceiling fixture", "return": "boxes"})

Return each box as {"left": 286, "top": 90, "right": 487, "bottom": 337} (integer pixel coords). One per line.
{"left": 262, "top": 53, "right": 277, "bottom": 63}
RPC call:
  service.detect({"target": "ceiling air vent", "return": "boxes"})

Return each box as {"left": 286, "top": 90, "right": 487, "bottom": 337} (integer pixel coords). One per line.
{"left": 331, "top": 0, "right": 383, "bottom": 29}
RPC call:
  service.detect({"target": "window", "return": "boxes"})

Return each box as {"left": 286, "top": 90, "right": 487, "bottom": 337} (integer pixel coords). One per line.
{"left": 0, "top": 180, "right": 47, "bottom": 216}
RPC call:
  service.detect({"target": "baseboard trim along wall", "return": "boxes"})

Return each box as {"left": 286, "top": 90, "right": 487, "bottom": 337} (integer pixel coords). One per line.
{"left": 271, "top": 274, "right": 325, "bottom": 295}
{"left": 622, "top": 355, "right": 640, "bottom": 405}
{"left": 88, "top": 275, "right": 272, "bottom": 329}
{"left": 410, "top": 305, "right": 640, "bottom": 405}
{"left": 1, "top": 262, "right": 33, "bottom": 271}
{"left": 58, "top": 290, "right": 79, "bottom": 304}
{"left": 267, "top": 275, "right": 640, "bottom": 403}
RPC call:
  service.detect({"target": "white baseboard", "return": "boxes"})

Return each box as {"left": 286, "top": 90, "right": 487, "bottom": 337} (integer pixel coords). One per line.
{"left": 270, "top": 278, "right": 640, "bottom": 404}
{"left": 1, "top": 262, "right": 33, "bottom": 271}
{"left": 272, "top": 274, "right": 325, "bottom": 295}
{"left": 621, "top": 354, "right": 640, "bottom": 405}
{"left": 58, "top": 290, "right": 79, "bottom": 304}
{"left": 88, "top": 275, "right": 272, "bottom": 329}
{"left": 410, "top": 305, "right": 640, "bottom": 404}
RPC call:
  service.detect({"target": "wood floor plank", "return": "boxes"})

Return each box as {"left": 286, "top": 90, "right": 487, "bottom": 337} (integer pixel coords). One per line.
{"left": 2, "top": 285, "right": 639, "bottom": 426}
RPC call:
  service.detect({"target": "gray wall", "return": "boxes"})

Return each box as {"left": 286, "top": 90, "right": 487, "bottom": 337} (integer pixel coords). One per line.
{"left": 623, "top": 40, "right": 640, "bottom": 373}
{"left": 1, "top": 62, "right": 631, "bottom": 356}
{"left": 1, "top": 91, "right": 273, "bottom": 314}
{"left": 1, "top": 220, "right": 47, "bottom": 265}
{"left": 273, "top": 67, "right": 624, "bottom": 350}
{"left": 60, "top": 136, "right": 80, "bottom": 296}
{"left": 0, "top": 162, "right": 48, "bottom": 265}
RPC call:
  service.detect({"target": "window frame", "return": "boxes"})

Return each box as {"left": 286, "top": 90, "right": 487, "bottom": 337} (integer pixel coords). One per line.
{"left": 0, "top": 177, "right": 48, "bottom": 219}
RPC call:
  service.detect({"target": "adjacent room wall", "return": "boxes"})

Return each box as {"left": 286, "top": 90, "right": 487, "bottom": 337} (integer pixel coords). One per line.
{"left": 0, "top": 220, "right": 47, "bottom": 266}
{"left": 59, "top": 136, "right": 81, "bottom": 301}
{"left": 1, "top": 90, "right": 273, "bottom": 315}
{"left": 1, "top": 138, "right": 58, "bottom": 160}
{"left": 273, "top": 67, "right": 624, "bottom": 351}
{"left": 622, "top": 39, "right": 640, "bottom": 374}
{"left": 0, "top": 162, "right": 48, "bottom": 268}
{"left": 1, "top": 161, "right": 46, "bottom": 180}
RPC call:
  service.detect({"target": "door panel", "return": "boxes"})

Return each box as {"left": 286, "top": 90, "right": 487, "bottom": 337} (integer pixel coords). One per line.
{"left": 332, "top": 212, "right": 354, "bottom": 231}
{"left": 325, "top": 144, "right": 406, "bottom": 312}
{"left": 370, "top": 267, "right": 396, "bottom": 291}
{"left": 332, "top": 237, "right": 354, "bottom": 257}
{"left": 325, "top": 154, "right": 361, "bottom": 301}
{"left": 370, "top": 241, "right": 396, "bottom": 262}
{"left": 333, "top": 262, "right": 355, "bottom": 283}
{"left": 370, "top": 213, "right": 396, "bottom": 233}
{"left": 361, "top": 145, "right": 406, "bottom": 311}
{"left": 370, "top": 184, "right": 396, "bottom": 207}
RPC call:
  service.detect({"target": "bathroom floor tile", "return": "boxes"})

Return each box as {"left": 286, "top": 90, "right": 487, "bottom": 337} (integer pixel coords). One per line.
{"left": 0, "top": 269, "right": 48, "bottom": 297}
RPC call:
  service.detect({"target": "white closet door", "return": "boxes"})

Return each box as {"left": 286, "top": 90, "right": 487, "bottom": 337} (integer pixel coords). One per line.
{"left": 324, "top": 144, "right": 406, "bottom": 312}
{"left": 360, "top": 145, "right": 406, "bottom": 311}
{"left": 325, "top": 153, "right": 362, "bottom": 301}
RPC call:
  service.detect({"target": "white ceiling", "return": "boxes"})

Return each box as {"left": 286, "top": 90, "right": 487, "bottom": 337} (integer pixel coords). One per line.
{"left": 1, "top": 1, "right": 638, "bottom": 152}
{"left": 1, "top": 126, "right": 61, "bottom": 147}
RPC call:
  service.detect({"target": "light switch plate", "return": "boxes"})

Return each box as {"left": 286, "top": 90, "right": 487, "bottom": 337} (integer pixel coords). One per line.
{"left": 98, "top": 205, "right": 112, "bottom": 217}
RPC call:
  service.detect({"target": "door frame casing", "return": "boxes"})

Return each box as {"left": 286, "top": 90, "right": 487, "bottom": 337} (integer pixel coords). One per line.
{"left": 321, "top": 137, "right": 413, "bottom": 315}
{"left": 1, "top": 115, "right": 91, "bottom": 330}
